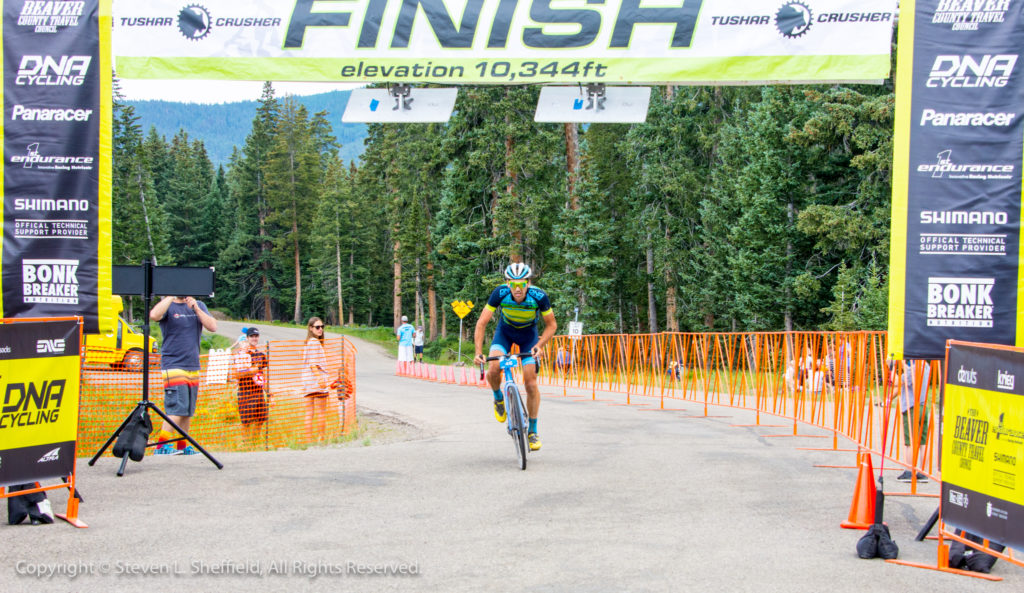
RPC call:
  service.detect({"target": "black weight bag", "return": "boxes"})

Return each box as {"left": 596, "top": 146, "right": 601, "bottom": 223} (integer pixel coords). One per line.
{"left": 949, "top": 530, "right": 1005, "bottom": 574}
{"left": 857, "top": 524, "right": 899, "bottom": 560}
{"left": 7, "top": 483, "right": 54, "bottom": 525}
{"left": 112, "top": 408, "right": 152, "bottom": 462}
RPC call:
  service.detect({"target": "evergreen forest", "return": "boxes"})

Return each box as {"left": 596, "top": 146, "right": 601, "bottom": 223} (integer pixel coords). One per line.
{"left": 114, "top": 79, "right": 894, "bottom": 338}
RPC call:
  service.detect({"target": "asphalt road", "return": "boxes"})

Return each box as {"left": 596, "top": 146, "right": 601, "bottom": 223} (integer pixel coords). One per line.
{"left": 3, "top": 322, "right": 1020, "bottom": 592}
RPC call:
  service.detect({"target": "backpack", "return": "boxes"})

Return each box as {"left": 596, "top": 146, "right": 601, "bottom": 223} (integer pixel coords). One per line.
{"left": 856, "top": 523, "right": 899, "bottom": 560}
{"left": 6, "top": 483, "right": 54, "bottom": 525}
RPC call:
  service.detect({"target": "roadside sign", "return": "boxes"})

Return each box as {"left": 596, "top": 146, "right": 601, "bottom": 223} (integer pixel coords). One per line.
{"left": 451, "top": 300, "right": 474, "bottom": 319}
{"left": 568, "top": 321, "right": 583, "bottom": 339}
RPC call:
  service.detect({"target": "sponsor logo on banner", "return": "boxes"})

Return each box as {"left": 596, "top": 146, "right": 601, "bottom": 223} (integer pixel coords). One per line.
{"left": 36, "top": 338, "right": 66, "bottom": 354}
{"left": 709, "top": 2, "right": 892, "bottom": 39}
{"left": 37, "top": 447, "right": 60, "bottom": 463}
{"left": 949, "top": 489, "right": 970, "bottom": 507}
{"left": 958, "top": 365, "right": 979, "bottom": 384}
{"left": 14, "top": 219, "right": 89, "bottom": 240}
{"left": 919, "top": 108, "right": 1015, "bottom": 127}
{"left": 0, "top": 378, "right": 66, "bottom": 429}
{"left": 994, "top": 412, "right": 1024, "bottom": 444}
{"left": 927, "top": 54, "right": 1017, "bottom": 88}
{"left": 10, "top": 104, "right": 93, "bottom": 122}
{"left": 927, "top": 277, "right": 994, "bottom": 327}
{"left": 117, "top": 4, "right": 281, "bottom": 38}
{"left": 17, "top": 0, "right": 85, "bottom": 33}
{"left": 919, "top": 233, "right": 1007, "bottom": 256}
{"left": 15, "top": 54, "right": 91, "bottom": 86}
{"left": 997, "top": 369, "right": 1015, "bottom": 390}
{"left": 986, "top": 502, "right": 1009, "bottom": 519}
{"left": 933, "top": 0, "right": 1012, "bottom": 32}
{"left": 9, "top": 143, "right": 94, "bottom": 172}
{"left": 13, "top": 198, "right": 90, "bottom": 212}
{"left": 22, "top": 259, "right": 80, "bottom": 305}
{"left": 917, "top": 150, "right": 1014, "bottom": 180}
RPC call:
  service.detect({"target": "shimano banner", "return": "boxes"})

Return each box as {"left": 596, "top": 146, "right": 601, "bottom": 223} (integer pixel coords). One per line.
{"left": 943, "top": 341, "right": 1024, "bottom": 552}
{"left": 0, "top": 319, "right": 81, "bottom": 486}
{"left": 1, "top": 0, "right": 111, "bottom": 333}
{"left": 113, "top": 0, "right": 897, "bottom": 84}
{"left": 889, "top": 1, "right": 1024, "bottom": 359}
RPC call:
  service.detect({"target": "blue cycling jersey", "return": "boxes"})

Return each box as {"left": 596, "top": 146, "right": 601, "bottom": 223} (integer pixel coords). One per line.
{"left": 485, "top": 285, "right": 552, "bottom": 330}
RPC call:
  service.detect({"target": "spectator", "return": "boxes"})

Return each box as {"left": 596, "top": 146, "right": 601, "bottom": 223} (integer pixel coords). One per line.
{"left": 897, "top": 360, "right": 931, "bottom": 483}
{"left": 414, "top": 325, "right": 425, "bottom": 363}
{"left": 233, "top": 327, "right": 269, "bottom": 448}
{"left": 149, "top": 295, "right": 217, "bottom": 455}
{"left": 303, "top": 317, "right": 330, "bottom": 441}
{"left": 396, "top": 315, "right": 415, "bottom": 373}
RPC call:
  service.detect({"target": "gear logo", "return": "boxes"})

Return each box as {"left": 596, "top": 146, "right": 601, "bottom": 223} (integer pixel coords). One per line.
{"left": 177, "top": 4, "right": 211, "bottom": 41}
{"left": 775, "top": 2, "right": 812, "bottom": 38}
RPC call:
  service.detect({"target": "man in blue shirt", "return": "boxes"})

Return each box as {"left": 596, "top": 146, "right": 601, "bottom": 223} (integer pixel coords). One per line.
{"left": 474, "top": 263, "right": 557, "bottom": 451}
{"left": 396, "top": 315, "right": 415, "bottom": 374}
{"left": 149, "top": 295, "right": 217, "bottom": 455}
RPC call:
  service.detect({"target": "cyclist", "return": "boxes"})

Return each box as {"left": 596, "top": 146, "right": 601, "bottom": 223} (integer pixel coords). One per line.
{"left": 474, "top": 263, "right": 557, "bottom": 451}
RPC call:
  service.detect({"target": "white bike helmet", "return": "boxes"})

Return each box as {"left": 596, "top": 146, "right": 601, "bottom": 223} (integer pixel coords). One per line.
{"left": 504, "top": 262, "right": 532, "bottom": 280}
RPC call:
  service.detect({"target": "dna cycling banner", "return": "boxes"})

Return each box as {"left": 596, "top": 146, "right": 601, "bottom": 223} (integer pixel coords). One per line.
{"left": 1, "top": 0, "right": 112, "bottom": 334}
{"left": 0, "top": 319, "right": 81, "bottom": 486}
{"left": 943, "top": 342, "right": 1024, "bottom": 551}
{"left": 888, "top": 1, "right": 1024, "bottom": 360}
{"left": 113, "top": 0, "right": 897, "bottom": 84}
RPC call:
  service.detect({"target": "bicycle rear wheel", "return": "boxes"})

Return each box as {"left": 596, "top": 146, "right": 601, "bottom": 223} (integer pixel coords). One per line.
{"left": 505, "top": 385, "right": 527, "bottom": 470}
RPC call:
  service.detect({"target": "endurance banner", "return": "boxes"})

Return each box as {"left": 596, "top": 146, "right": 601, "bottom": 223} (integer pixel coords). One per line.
{"left": 1, "top": 0, "right": 112, "bottom": 334}
{"left": 0, "top": 319, "right": 81, "bottom": 487}
{"left": 888, "top": 1, "right": 1024, "bottom": 359}
{"left": 943, "top": 341, "right": 1024, "bottom": 551}
{"left": 113, "top": 0, "right": 897, "bottom": 84}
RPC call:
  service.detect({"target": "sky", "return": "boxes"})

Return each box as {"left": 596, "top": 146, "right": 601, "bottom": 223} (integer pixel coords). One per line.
{"left": 117, "top": 79, "right": 364, "bottom": 104}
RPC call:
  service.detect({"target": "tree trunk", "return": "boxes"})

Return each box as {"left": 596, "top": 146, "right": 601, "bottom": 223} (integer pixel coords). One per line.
{"left": 335, "top": 236, "right": 344, "bottom": 326}
{"left": 259, "top": 170, "right": 272, "bottom": 321}
{"left": 565, "top": 123, "right": 580, "bottom": 209}
{"left": 441, "top": 306, "right": 447, "bottom": 339}
{"left": 646, "top": 236, "right": 658, "bottom": 333}
{"left": 663, "top": 223, "right": 678, "bottom": 332}
{"left": 291, "top": 152, "right": 301, "bottom": 325}
{"left": 785, "top": 199, "right": 795, "bottom": 332}
{"left": 427, "top": 260, "right": 437, "bottom": 340}
{"left": 393, "top": 238, "right": 402, "bottom": 330}
{"left": 348, "top": 250, "right": 355, "bottom": 325}
{"left": 414, "top": 257, "right": 423, "bottom": 326}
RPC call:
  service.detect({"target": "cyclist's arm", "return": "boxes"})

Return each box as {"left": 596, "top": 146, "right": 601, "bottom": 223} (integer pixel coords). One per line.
{"left": 533, "top": 311, "right": 557, "bottom": 356}
{"left": 474, "top": 307, "right": 495, "bottom": 362}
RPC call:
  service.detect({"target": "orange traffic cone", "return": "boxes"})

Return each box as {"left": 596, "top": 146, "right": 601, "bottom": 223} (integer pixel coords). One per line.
{"left": 840, "top": 452, "right": 877, "bottom": 529}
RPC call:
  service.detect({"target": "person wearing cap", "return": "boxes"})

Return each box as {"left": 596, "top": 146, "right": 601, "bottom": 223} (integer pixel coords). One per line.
{"left": 396, "top": 315, "right": 415, "bottom": 374}
{"left": 233, "top": 327, "right": 269, "bottom": 448}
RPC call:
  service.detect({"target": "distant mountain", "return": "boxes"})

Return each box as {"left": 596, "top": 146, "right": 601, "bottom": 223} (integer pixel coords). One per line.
{"left": 126, "top": 90, "right": 367, "bottom": 167}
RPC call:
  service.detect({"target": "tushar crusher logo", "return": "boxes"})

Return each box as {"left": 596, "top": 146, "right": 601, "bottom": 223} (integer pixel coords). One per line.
{"left": 178, "top": 4, "right": 211, "bottom": 40}
{"left": 927, "top": 277, "right": 994, "bottom": 328}
{"left": 18, "top": 1, "right": 85, "bottom": 34}
{"left": 22, "top": 259, "right": 80, "bottom": 305}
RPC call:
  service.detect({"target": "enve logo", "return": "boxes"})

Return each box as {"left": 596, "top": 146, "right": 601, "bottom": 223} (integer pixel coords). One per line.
{"left": 36, "top": 338, "right": 66, "bottom": 354}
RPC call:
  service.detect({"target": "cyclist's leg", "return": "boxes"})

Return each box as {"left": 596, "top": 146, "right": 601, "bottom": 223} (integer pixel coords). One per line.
{"left": 487, "top": 326, "right": 514, "bottom": 392}
{"left": 512, "top": 328, "right": 542, "bottom": 436}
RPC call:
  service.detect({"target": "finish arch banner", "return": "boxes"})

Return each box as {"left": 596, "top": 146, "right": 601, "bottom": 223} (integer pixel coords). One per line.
{"left": 888, "top": 1, "right": 1024, "bottom": 359}
{"left": 113, "top": 0, "right": 897, "bottom": 84}
{"left": 0, "top": 318, "right": 82, "bottom": 486}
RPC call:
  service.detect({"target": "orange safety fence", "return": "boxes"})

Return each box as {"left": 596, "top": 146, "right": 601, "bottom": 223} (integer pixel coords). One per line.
{"left": 541, "top": 332, "right": 938, "bottom": 477}
{"left": 80, "top": 336, "right": 357, "bottom": 455}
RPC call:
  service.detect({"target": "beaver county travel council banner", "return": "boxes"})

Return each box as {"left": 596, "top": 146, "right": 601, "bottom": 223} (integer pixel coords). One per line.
{"left": 943, "top": 341, "right": 1024, "bottom": 551}
{"left": 112, "top": 0, "right": 897, "bottom": 84}
{"left": 888, "top": 1, "right": 1024, "bottom": 360}
{"left": 1, "top": 0, "right": 112, "bottom": 334}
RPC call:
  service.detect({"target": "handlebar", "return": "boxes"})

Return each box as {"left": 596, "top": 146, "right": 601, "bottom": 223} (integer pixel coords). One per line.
{"left": 478, "top": 352, "right": 534, "bottom": 379}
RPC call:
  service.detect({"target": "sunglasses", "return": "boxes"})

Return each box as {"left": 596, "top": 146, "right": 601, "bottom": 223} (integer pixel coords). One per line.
{"left": 508, "top": 281, "right": 528, "bottom": 290}
{"left": 312, "top": 325, "right": 324, "bottom": 329}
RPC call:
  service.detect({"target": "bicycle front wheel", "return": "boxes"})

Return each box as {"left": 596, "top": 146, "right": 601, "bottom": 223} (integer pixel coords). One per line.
{"left": 506, "top": 385, "right": 527, "bottom": 470}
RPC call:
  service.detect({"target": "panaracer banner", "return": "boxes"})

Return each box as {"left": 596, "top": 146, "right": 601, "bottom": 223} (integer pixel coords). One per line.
{"left": 943, "top": 341, "right": 1024, "bottom": 551}
{"left": 113, "top": 0, "right": 897, "bottom": 84}
{"left": 888, "top": 1, "right": 1024, "bottom": 359}
{"left": 0, "top": 319, "right": 81, "bottom": 486}
{"left": 1, "top": 0, "right": 113, "bottom": 334}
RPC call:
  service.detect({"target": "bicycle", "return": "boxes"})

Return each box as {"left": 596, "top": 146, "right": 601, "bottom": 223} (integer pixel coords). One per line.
{"left": 480, "top": 352, "right": 532, "bottom": 470}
